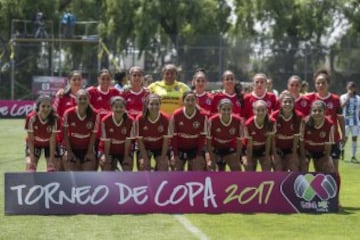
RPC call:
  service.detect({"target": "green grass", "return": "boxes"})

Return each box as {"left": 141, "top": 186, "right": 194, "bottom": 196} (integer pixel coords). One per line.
{"left": 1, "top": 119, "right": 359, "bottom": 240}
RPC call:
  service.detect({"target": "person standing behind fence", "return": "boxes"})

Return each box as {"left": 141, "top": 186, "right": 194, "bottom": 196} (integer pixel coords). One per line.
{"left": 25, "top": 95, "right": 59, "bottom": 172}
{"left": 33, "top": 11, "right": 47, "bottom": 38}
{"left": 61, "top": 9, "right": 76, "bottom": 38}
{"left": 340, "top": 81, "right": 360, "bottom": 163}
{"left": 147, "top": 64, "right": 190, "bottom": 115}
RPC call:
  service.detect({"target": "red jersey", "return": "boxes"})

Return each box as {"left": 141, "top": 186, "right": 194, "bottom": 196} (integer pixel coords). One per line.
{"left": 211, "top": 92, "right": 242, "bottom": 116}
{"left": 87, "top": 86, "right": 120, "bottom": 118}
{"left": 53, "top": 93, "right": 77, "bottom": 118}
{"left": 242, "top": 92, "right": 279, "bottom": 119}
{"left": 307, "top": 92, "right": 342, "bottom": 141}
{"left": 99, "top": 113, "right": 135, "bottom": 155}
{"left": 170, "top": 108, "right": 207, "bottom": 155}
{"left": 208, "top": 114, "right": 242, "bottom": 149}
{"left": 135, "top": 112, "right": 170, "bottom": 151}
{"left": 196, "top": 92, "right": 213, "bottom": 116}
{"left": 294, "top": 95, "right": 311, "bottom": 116}
{"left": 24, "top": 111, "right": 36, "bottom": 130}
{"left": 271, "top": 110, "right": 303, "bottom": 150}
{"left": 243, "top": 116, "right": 276, "bottom": 150}
{"left": 302, "top": 118, "right": 334, "bottom": 153}
{"left": 25, "top": 113, "right": 59, "bottom": 147}
{"left": 120, "top": 88, "right": 149, "bottom": 119}
{"left": 63, "top": 107, "right": 99, "bottom": 150}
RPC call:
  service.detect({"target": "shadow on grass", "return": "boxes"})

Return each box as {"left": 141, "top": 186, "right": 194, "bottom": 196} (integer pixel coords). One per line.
{"left": 338, "top": 206, "right": 360, "bottom": 215}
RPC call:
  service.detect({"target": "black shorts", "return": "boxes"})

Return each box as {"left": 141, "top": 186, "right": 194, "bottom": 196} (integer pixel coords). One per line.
{"left": 179, "top": 148, "right": 198, "bottom": 160}
{"left": 71, "top": 149, "right": 93, "bottom": 164}
{"left": 253, "top": 146, "right": 266, "bottom": 158}
{"left": 214, "top": 148, "right": 236, "bottom": 158}
{"left": 26, "top": 144, "right": 62, "bottom": 158}
{"left": 139, "top": 149, "right": 170, "bottom": 159}
{"left": 276, "top": 148, "right": 292, "bottom": 158}
{"left": 331, "top": 143, "right": 341, "bottom": 160}
{"left": 306, "top": 151, "right": 325, "bottom": 160}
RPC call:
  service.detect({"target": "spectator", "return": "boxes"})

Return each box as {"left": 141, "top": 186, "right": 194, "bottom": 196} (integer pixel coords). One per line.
{"left": 33, "top": 11, "right": 47, "bottom": 38}
{"left": 61, "top": 9, "right": 76, "bottom": 38}
{"left": 114, "top": 70, "right": 128, "bottom": 91}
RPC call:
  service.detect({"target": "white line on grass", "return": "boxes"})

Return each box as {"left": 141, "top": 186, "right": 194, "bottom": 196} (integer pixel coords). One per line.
{"left": 173, "top": 214, "right": 209, "bottom": 240}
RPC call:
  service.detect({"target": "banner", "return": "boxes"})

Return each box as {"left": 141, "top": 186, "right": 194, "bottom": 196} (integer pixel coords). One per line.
{"left": 0, "top": 100, "right": 34, "bottom": 118}
{"left": 32, "top": 76, "right": 67, "bottom": 97}
{"left": 4, "top": 172, "right": 339, "bottom": 215}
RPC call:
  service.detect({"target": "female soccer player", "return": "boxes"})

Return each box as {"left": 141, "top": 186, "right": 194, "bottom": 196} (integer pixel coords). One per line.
{"left": 99, "top": 96, "right": 135, "bottom": 171}
{"left": 120, "top": 66, "right": 150, "bottom": 119}
{"left": 63, "top": 89, "right": 99, "bottom": 171}
{"left": 136, "top": 94, "right": 171, "bottom": 171}
{"left": 271, "top": 91, "right": 303, "bottom": 171}
{"left": 53, "top": 70, "right": 84, "bottom": 170}
{"left": 307, "top": 69, "right": 345, "bottom": 172}
{"left": 25, "top": 95, "right": 58, "bottom": 172}
{"left": 243, "top": 100, "right": 276, "bottom": 171}
{"left": 207, "top": 99, "right": 243, "bottom": 171}
{"left": 211, "top": 70, "right": 243, "bottom": 115}
{"left": 192, "top": 69, "right": 213, "bottom": 116}
{"left": 300, "top": 100, "right": 335, "bottom": 173}
{"left": 170, "top": 91, "right": 207, "bottom": 171}
{"left": 287, "top": 75, "right": 311, "bottom": 116}
{"left": 242, "top": 73, "right": 279, "bottom": 119}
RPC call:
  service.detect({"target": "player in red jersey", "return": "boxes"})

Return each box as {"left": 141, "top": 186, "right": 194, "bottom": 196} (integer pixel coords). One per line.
{"left": 271, "top": 91, "right": 303, "bottom": 171}
{"left": 135, "top": 94, "right": 171, "bottom": 171}
{"left": 287, "top": 75, "right": 311, "bottom": 116}
{"left": 99, "top": 96, "right": 135, "bottom": 171}
{"left": 25, "top": 95, "right": 59, "bottom": 172}
{"left": 243, "top": 100, "right": 276, "bottom": 171}
{"left": 307, "top": 69, "right": 345, "bottom": 172}
{"left": 208, "top": 99, "right": 243, "bottom": 171}
{"left": 300, "top": 100, "right": 335, "bottom": 173}
{"left": 192, "top": 69, "right": 213, "bottom": 116}
{"left": 170, "top": 91, "right": 208, "bottom": 171}
{"left": 63, "top": 89, "right": 99, "bottom": 171}
{"left": 52, "top": 70, "right": 84, "bottom": 170}
{"left": 211, "top": 70, "right": 243, "bottom": 116}
{"left": 242, "top": 73, "right": 279, "bottom": 119}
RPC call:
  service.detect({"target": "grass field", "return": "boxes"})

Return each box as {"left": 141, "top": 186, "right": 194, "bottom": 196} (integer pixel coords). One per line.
{"left": 0, "top": 119, "right": 359, "bottom": 240}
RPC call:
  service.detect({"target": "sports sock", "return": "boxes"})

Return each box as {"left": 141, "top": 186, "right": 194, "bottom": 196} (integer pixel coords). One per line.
{"left": 352, "top": 141, "right": 357, "bottom": 158}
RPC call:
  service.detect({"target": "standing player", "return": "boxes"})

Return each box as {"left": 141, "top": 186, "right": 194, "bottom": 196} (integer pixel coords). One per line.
{"left": 148, "top": 64, "right": 190, "bottom": 115}
{"left": 340, "top": 81, "right": 360, "bottom": 163}
{"left": 207, "top": 99, "right": 243, "bottom": 171}
{"left": 300, "top": 100, "right": 335, "bottom": 173}
{"left": 52, "top": 70, "right": 84, "bottom": 170}
{"left": 243, "top": 100, "right": 276, "bottom": 171}
{"left": 63, "top": 90, "right": 99, "bottom": 171}
{"left": 211, "top": 70, "right": 243, "bottom": 116}
{"left": 120, "top": 66, "right": 149, "bottom": 119}
{"left": 271, "top": 91, "right": 303, "bottom": 171}
{"left": 99, "top": 96, "right": 135, "bottom": 171}
{"left": 242, "top": 73, "right": 279, "bottom": 119}
{"left": 170, "top": 91, "right": 208, "bottom": 171}
{"left": 192, "top": 69, "right": 213, "bottom": 116}
{"left": 307, "top": 69, "right": 345, "bottom": 172}
{"left": 287, "top": 75, "right": 311, "bottom": 116}
{"left": 25, "top": 95, "right": 59, "bottom": 172}
{"left": 136, "top": 94, "right": 171, "bottom": 171}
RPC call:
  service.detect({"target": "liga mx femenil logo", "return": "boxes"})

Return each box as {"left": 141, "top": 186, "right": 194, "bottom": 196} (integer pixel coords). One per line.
{"left": 294, "top": 174, "right": 337, "bottom": 201}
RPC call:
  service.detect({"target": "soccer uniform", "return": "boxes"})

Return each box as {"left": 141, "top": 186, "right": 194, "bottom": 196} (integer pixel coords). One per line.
{"left": 243, "top": 116, "right": 276, "bottom": 157}
{"left": 120, "top": 88, "right": 149, "bottom": 119}
{"left": 87, "top": 86, "right": 120, "bottom": 118}
{"left": 340, "top": 93, "right": 360, "bottom": 137}
{"left": 63, "top": 107, "right": 99, "bottom": 154}
{"left": 294, "top": 95, "right": 311, "bottom": 116}
{"left": 208, "top": 113, "right": 242, "bottom": 154}
{"left": 211, "top": 92, "right": 242, "bottom": 116}
{"left": 99, "top": 113, "right": 135, "bottom": 156}
{"left": 196, "top": 91, "right": 213, "bottom": 116}
{"left": 170, "top": 108, "right": 207, "bottom": 159}
{"left": 271, "top": 110, "right": 303, "bottom": 154}
{"left": 135, "top": 112, "right": 170, "bottom": 157}
{"left": 242, "top": 92, "right": 279, "bottom": 119}
{"left": 302, "top": 118, "right": 334, "bottom": 159}
{"left": 147, "top": 80, "right": 190, "bottom": 115}
{"left": 25, "top": 113, "right": 59, "bottom": 158}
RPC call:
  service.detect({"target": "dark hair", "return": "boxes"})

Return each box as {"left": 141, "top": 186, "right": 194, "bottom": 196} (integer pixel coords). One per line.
{"left": 278, "top": 90, "right": 298, "bottom": 130}
{"left": 98, "top": 68, "right": 112, "bottom": 77}
{"left": 234, "top": 82, "right": 244, "bottom": 106}
{"left": 306, "top": 100, "right": 326, "bottom": 129}
{"left": 142, "top": 94, "right": 161, "bottom": 120}
{"left": 64, "top": 70, "right": 82, "bottom": 96}
{"left": 313, "top": 69, "right": 331, "bottom": 84}
{"left": 162, "top": 64, "right": 178, "bottom": 75}
{"left": 287, "top": 75, "right": 302, "bottom": 85}
{"left": 110, "top": 96, "right": 128, "bottom": 122}
{"left": 114, "top": 70, "right": 127, "bottom": 83}
{"left": 192, "top": 69, "right": 207, "bottom": 91}
{"left": 76, "top": 89, "right": 94, "bottom": 118}
{"left": 253, "top": 100, "right": 272, "bottom": 132}
{"left": 35, "top": 95, "right": 57, "bottom": 126}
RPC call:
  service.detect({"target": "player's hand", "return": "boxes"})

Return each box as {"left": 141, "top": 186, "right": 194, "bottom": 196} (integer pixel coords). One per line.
{"left": 85, "top": 151, "right": 95, "bottom": 162}
{"left": 56, "top": 88, "right": 65, "bottom": 97}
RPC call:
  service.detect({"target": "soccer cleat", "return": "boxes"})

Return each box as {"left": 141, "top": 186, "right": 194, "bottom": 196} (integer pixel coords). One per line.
{"left": 351, "top": 156, "right": 359, "bottom": 163}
